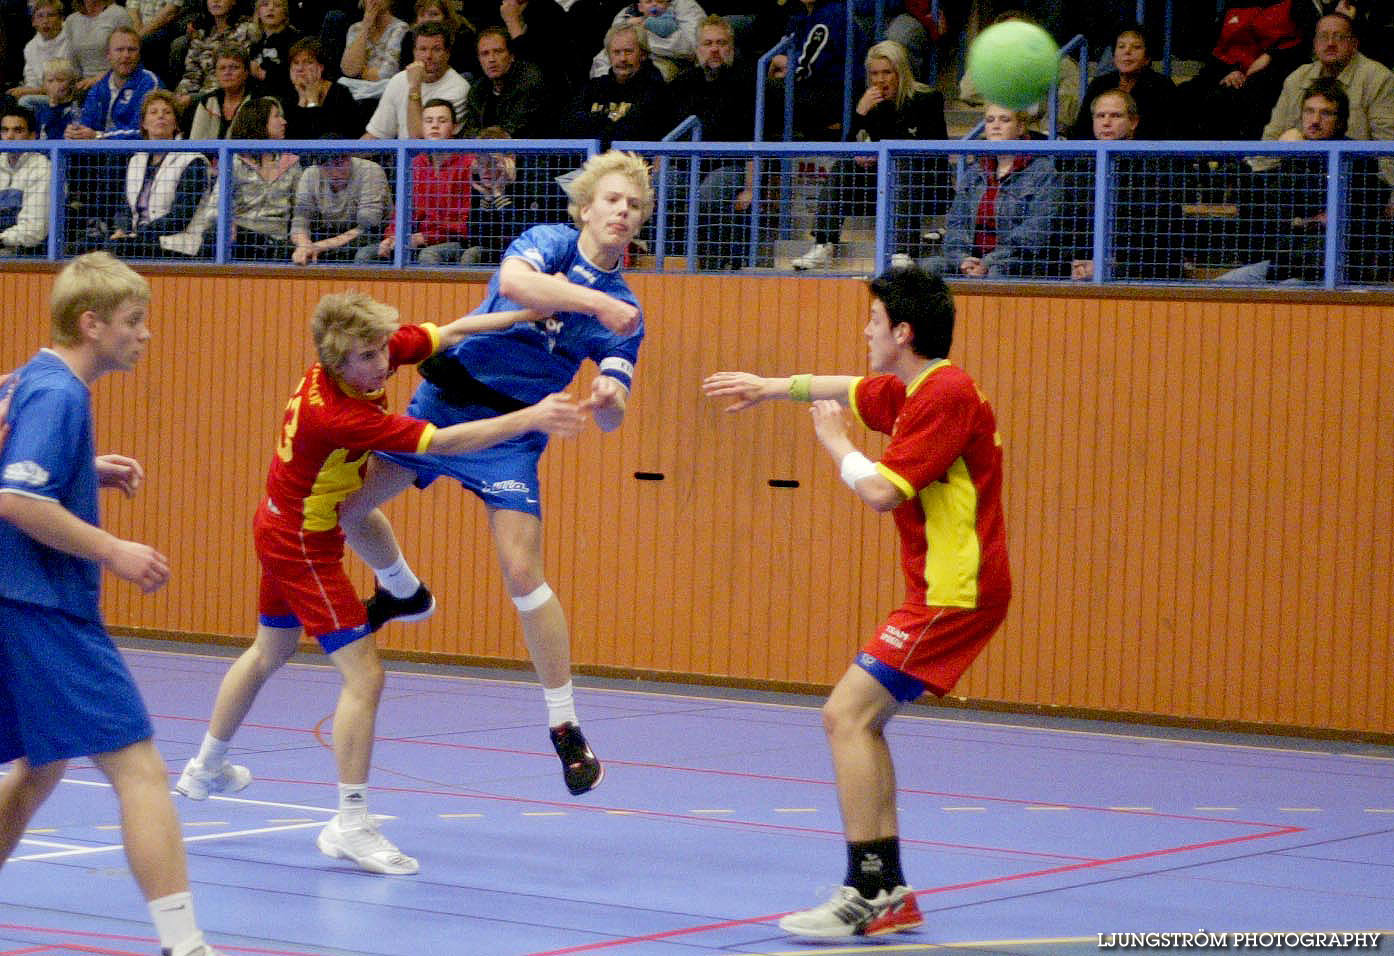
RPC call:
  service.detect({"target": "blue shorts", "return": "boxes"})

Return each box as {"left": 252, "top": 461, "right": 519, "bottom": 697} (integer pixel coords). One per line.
{"left": 0, "top": 599, "right": 153, "bottom": 766}
{"left": 378, "top": 381, "right": 549, "bottom": 519}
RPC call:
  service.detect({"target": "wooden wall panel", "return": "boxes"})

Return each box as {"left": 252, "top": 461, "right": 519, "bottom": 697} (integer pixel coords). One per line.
{"left": 2, "top": 268, "right": 1391, "bottom": 735}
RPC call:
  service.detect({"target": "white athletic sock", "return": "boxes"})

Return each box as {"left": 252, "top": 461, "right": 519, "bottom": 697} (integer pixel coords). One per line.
{"left": 543, "top": 681, "right": 578, "bottom": 728}
{"left": 338, "top": 782, "right": 369, "bottom": 827}
{"left": 193, "top": 733, "right": 229, "bottom": 769}
{"left": 375, "top": 555, "right": 420, "bottom": 599}
{"left": 149, "top": 891, "right": 201, "bottom": 954}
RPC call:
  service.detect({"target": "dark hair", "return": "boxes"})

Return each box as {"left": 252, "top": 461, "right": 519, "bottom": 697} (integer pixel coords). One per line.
{"left": 213, "top": 41, "right": 251, "bottom": 67}
{"left": 1113, "top": 22, "right": 1152, "bottom": 56}
{"left": 288, "top": 36, "right": 326, "bottom": 64}
{"left": 421, "top": 96, "right": 455, "bottom": 122}
{"left": 868, "top": 266, "right": 954, "bottom": 360}
{"left": 477, "top": 24, "right": 511, "bottom": 51}
{"left": 412, "top": 19, "right": 451, "bottom": 49}
{"left": 1301, "top": 75, "right": 1351, "bottom": 136}
{"left": 227, "top": 95, "right": 283, "bottom": 139}
{"left": 1319, "top": 10, "right": 1358, "bottom": 41}
{"left": 0, "top": 104, "right": 37, "bottom": 134}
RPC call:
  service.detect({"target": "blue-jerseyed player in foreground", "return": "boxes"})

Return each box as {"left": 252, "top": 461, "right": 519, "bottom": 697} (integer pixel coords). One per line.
{"left": 0, "top": 253, "right": 224, "bottom": 956}
{"left": 333, "top": 148, "right": 653, "bottom": 795}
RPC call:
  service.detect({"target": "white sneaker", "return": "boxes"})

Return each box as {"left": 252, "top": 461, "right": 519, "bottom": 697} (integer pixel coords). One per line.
{"left": 317, "top": 815, "right": 419, "bottom": 875}
{"left": 792, "top": 242, "right": 834, "bottom": 271}
{"left": 778, "top": 885, "right": 887, "bottom": 939}
{"left": 175, "top": 758, "right": 251, "bottom": 800}
{"left": 890, "top": 252, "right": 915, "bottom": 270}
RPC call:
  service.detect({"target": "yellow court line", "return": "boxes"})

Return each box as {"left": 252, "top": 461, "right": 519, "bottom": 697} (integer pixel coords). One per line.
{"left": 772, "top": 807, "right": 819, "bottom": 813}
{"left": 690, "top": 808, "right": 734, "bottom": 814}
{"left": 183, "top": 820, "right": 228, "bottom": 827}
{"left": 438, "top": 812, "right": 484, "bottom": 819}
{"left": 521, "top": 811, "right": 567, "bottom": 817}
{"left": 1278, "top": 807, "right": 1324, "bottom": 812}
{"left": 1364, "top": 808, "right": 1394, "bottom": 813}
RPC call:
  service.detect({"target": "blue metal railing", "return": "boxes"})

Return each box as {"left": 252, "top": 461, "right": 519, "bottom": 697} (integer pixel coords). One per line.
{"left": 5, "top": 136, "right": 1390, "bottom": 290}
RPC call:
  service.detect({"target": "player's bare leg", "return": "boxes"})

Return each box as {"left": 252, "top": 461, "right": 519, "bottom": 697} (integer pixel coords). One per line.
{"left": 315, "top": 634, "right": 417, "bottom": 875}
{"left": 341, "top": 457, "right": 433, "bottom": 630}
{"left": 178, "top": 625, "right": 299, "bottom": 800}
{"left": 488, "top": 506, "right": 602, "bottom": 794}
{"left": 0, "top": 757, "right": 65, "bottom": 864}
{"left": 94, "top": 740, "right": 190, "bottom": 897}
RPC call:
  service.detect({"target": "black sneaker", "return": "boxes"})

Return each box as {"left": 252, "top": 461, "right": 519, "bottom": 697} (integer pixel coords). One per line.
{"left": 549, "top": 722, "right": 603, "bottom": 795}
{"left": 364, "top": 584, "right": 435, "bottom": 633}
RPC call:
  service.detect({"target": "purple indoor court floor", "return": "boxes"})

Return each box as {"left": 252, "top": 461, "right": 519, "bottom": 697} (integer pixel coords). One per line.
{"left": 2, "top": 641, "right": 1391, "bottom": 956}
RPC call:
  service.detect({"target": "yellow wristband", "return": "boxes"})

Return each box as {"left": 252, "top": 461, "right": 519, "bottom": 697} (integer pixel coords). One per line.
{"left": 788, "top": 374, "right": 812, "bottom": 402}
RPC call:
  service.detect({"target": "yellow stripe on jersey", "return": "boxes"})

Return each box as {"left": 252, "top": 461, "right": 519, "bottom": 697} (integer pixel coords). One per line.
{"left": 919, "top": 456, "right": 982, "bottom": 607}
{"left": 421, "top": 322, "right": 441, "bottom": 354}
{"left": 875, "top": 462, "right": 915, "bottom": 501}
{"left": 302, "top": 447, "right": 368, "bottom": 532}
{"left": 416, "top": 423, "right": 435, "bottom": 454}
{"left": 847, "top": 376, "right": 866, "bottom": 428}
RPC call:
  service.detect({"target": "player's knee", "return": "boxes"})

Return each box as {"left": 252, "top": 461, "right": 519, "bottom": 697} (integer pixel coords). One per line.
{"left": 343, "top": 654, "right": 386, "bottom": 702}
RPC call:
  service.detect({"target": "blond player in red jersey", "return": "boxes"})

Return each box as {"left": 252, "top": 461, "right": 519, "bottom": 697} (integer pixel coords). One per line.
{"left": 176, "top": 292, "right": 589, "bottom": 876}
{"left": 704, "top": 266, "right": 1011, "bottom": 940}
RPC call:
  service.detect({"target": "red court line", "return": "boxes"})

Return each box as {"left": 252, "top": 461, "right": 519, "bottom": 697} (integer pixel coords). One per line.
{"left": 520, "top": 823, "right": 1306, "bottom": 956}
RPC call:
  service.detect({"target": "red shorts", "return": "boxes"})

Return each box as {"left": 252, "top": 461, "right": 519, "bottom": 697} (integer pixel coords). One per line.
{"left": 253, "top": 500, "right": 367, "bottom": 651}
{"left": 861, "top": 602, "right": 1008, "bottom": 700}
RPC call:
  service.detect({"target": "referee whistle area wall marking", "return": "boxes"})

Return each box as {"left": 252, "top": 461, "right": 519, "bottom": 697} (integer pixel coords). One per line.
{"left": 633, "top": 471, "right": 664, "bottom": 481}
{"left": 767, "top": 479, "right": 800, "bottom": 488}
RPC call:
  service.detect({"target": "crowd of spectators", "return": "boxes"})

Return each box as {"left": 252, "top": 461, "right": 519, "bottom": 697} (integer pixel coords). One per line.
{"left": 0, "top": 0, "right": 1390, "bottom": 282}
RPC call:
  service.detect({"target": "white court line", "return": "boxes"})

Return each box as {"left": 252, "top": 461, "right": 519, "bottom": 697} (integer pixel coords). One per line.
{"left": 58, "top": 776, "right": 337, "bottom": 815}
{"left": 17, "top": 837, "right": 88, "bottom": 850}
{"left": 12, "top": 821, "right": 326, "bottom": 862}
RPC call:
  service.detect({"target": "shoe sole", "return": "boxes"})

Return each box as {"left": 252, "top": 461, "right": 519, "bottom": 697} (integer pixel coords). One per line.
{"left": 175, "top": 771, "right": 251, "bottom": 801}
{"left": 566, "top": 761, "right": 604, "bottom": 796}
{"left": 316, "top": 830, "right": 420, "bottom": 876}
{"left": 386, "top": 596, "right": 436, "bottom": 626}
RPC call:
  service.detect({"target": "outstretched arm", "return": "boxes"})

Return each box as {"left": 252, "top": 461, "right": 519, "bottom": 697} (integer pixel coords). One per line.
{"left": 499, "top": 257, "right": 639, "bottom": 336}
{"left": 701, "top": 371, "right": 858, "bottom": 412}
{"left": 427, "top": 391, "right": 587, "bottom": 454}
{"left": 809, "top": 400, "right": 905, "bottom": 513}
{"left": 434, "top": 307, "right": 543, "bottom": 350}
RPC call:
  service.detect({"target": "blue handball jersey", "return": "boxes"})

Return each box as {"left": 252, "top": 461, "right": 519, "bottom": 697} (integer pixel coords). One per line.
{"left": 441, "top": 224, "right": 644, "bottom": 404}
{"left": 0, "top": 350, "right": 103, "bottom": 623}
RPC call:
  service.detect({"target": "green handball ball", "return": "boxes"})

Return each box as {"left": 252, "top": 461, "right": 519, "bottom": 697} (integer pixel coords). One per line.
{"left": 967, "top": 20, "right": 1060, "bottom": 110}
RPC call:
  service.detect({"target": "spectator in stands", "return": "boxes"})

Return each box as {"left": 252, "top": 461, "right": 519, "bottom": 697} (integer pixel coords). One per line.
{"left": 561, "top": 22, "right": 671, "bottom": 148}
{"left": 107, "top": 89, "right": 216, "bottom": 258}
{"left": 289, "top": 147, "right": 389, "bottom": 263}
{"left": 68, "top": 27, "right": 162, "bottom": 140}
{"left": 363, "top": 20, "right": 468, "bottom": 138}
{"left": 9, "top": 0, "right": 72, "bottom": 110}
{"left": 699, "top": 0, "right": 787, "bottom": 60}
{"left": 884, "top": 0, "right": 963, "bottom": 83}
{"left": 792, "top": 39, "right": 949, "bottom": 271}
{"left": 459, "top": 25, "right": 551, "bottom": 137}
{"left": 175, "top": 0, "right": 258, "bottom": 115}
{"left": 125, "top": 0, "right": 184, "bottom": 87}
{"left": 35, "top": 58, "right": 82, "bottom": 140}
{"left": 0, "top": 105, "right": 51, "bottom": 256}
{"left": 1068, "top": 25, "right": 1177, "bottom": 140}
{"left": 587, "top": 0, "right": 703, "bottom": 81}
{"left": 248, "top": 0, "right": 305, "bottom": 101}
{"left": 63, "top": 0, "right": 134, "bottom": 94}
{"left": 283, "top": 36, "right": 359, "bottom": 137}
{"left": 398, "top": 0, "right": 477, "bottom": 82}
{"left": 767, "top": 0, "right": 868, "bottom": 141}
{"left": 671, "top": 14, "right": 756, "bottom": 270}
{"left": 189, "top": 43, "right": 253, "bottom": 138}
{"left": 339, "top": 0, "right": 409, "bottom": 104}
{"left": 359, "top": 97, "right": 472, "bottom": 264}
{"left": 466, "top": 125, "right": 519, "bottom": 263}
{"left": 499, "top": 0, "right": 575, "bottom": 93}
{"left": 959, "top": 9, "right": 1079, "bottom": 133}
{"left": 1223, "top": 77, "right": 1390, "bottom": 281}
{"left": 1261, "top": 13, "right": 1394, "bottom": 144}
{"left": 930, "top": 103, "right": 1061, "bottom": 278}
{"left": 1174, "top": 0, "right": 1308, "bottom": 140}
{"left": 228, "top": 95, "right": 302, "bottom": 260}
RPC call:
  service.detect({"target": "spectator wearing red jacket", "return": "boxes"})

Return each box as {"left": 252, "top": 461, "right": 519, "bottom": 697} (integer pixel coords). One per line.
{"left": 356, "top": 97, "right": 473, "bottom": 265}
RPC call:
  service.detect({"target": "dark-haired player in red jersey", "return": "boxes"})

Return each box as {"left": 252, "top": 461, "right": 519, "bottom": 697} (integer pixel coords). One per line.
{"left": 176, "top": 291, "right": 589, "bottom": 876}
{"left": 704, "top": 265, "right": 1011, "bottom": 940}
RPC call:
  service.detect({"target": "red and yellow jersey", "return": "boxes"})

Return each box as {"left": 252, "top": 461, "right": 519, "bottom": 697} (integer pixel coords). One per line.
{"left": 264, "top": 323, "right": 440, "bottom": 535}
{"left": 850, "top": 361, "right": 1011, "bottom": 610}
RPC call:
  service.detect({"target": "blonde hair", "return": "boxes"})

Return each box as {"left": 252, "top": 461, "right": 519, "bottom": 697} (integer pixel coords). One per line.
{"left": 865, "top": 40, "right": 929, "bottom": 111}
{"left": 565, "top": 149, "right": 653, "bottom": 229}
{"left": 311, "top": 291, "right": 400, "bottom": 369}
{"left": 50, "top": 252, "right": 151, "bottom": 346}
{"left": 43, "top": 57, "right": 80, "bottom": 83}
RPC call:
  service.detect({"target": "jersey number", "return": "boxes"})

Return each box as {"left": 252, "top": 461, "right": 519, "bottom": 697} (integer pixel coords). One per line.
{"left": 275, "top": 394, "right": 303, "bottom": 463}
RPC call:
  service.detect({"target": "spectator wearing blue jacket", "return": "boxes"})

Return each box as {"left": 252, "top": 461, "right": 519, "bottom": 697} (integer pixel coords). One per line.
{"left": 929, "top": 103, "right": 1061, "bottom": 279}
{"left": 766, "top": 0, "right": 868, "bottom": 140}
{"left": 66, "top": 26, "right": 162, "bottom": 140}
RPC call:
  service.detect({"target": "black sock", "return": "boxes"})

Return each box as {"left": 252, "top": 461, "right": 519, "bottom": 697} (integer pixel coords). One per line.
{"left": 844, "top": 837, "right": 905, "bottom": 899}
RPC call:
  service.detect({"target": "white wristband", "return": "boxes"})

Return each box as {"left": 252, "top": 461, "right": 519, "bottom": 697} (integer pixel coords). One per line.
{"left": 839, "top": 451, "right": 877, "bottom": 490}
